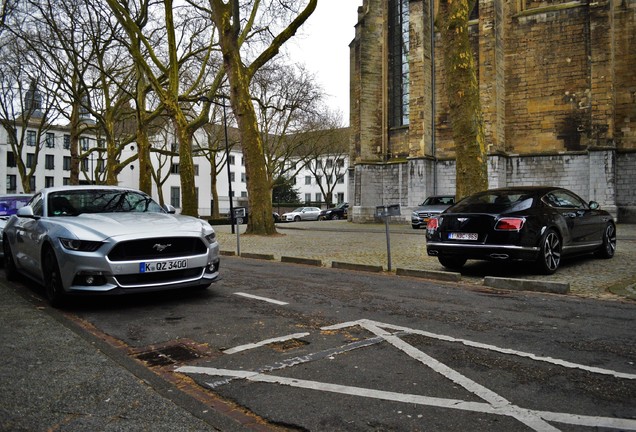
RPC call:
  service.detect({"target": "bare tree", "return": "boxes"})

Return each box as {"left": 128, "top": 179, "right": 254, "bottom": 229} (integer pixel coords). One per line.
{"left": 203, "top": 0, "right": 318, "bottom": 235}
{"left": 303, "top": 127, "right": 349, "bottom": 207}
{"left": 438, "top": 0, "right": 488, "bottom": 199}
{"left": 252, "top": 62, "right": 341, "bottom": 196}
{"left": 0, "top": 30, "right": 61, "bottom": 192}
{"left": 105, "top": 0, "right": 224, "bottom": 217}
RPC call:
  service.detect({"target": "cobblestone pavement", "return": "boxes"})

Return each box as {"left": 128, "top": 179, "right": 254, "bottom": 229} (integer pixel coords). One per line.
{"left": 214, "top": 221, "right": 636, "bottom": 302}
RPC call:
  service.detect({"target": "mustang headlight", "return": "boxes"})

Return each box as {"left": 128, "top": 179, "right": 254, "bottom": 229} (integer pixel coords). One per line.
{"left": 59, "top": 238, "right": 102, "bottom": 252}
{"left": 205, "top": 231, "right": 217, "bottom": 243}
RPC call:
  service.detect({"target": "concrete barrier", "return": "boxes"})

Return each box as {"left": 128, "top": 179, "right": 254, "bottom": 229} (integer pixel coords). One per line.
{"left": 484, "top": 276, "right": 570, "bottom": 294}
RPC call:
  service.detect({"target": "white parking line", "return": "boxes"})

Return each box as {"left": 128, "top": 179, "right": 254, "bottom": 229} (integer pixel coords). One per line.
{"left": 176, "top": 366, "right": 636, "bottom": 431}
{"left": 234, "top": 292, "right": 288, "bottom": 305}
{"left": 223, "top": 332, "right": 310, "bottom": 355}
{"left": 176, "top": 319, "right": 636, "bottom": 431}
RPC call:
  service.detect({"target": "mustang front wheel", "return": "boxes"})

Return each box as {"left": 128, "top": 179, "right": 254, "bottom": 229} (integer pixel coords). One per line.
{"left": 43, "top": 248, "right": 66, "bottom": 307}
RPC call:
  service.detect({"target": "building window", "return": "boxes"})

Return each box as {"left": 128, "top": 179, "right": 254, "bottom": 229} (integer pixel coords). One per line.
{"left": 315, "top": 193, "right": 322, "bottom": 202}
{"left": 305, "top": 176, "right": 311, "bottom": 185}
{"left": 326, "top": 159, "right": 333, "bottom": 168}
{"left": 171, "top": 142, "right": 179, "bottom": 152}
{"left": 337, "top": 192, "right": 344, "bottom": 203}
{"left": 46, "top": 133, "right": 55, "bottom": 148}
{"left": 337, "top": 174, "right": 345, "bottom": 184}
{"left": 80, "top": 137, "right": 90, "bottom": 151}
{"left": 29, "top": 176, "right": 36, "bottom": 191}
{"left": 241, "top": 191, "right": 247, "bottom": 197}
{"left": 97, "top": 159, "right": 105, "bottom": 173}
{"left": 337, "top": 158, "right": 344, "bottom": 168}
{"left": 194, "top": 165, "right": 199, "bottom": 176}
{"left": 170, "top": 187, "right": 180, "bottom": 208}
{"left": 63, "top": 177, "right": 71, "bottom": 185}
{"left": 81, "top": 159, "right": 89, "bottom": 171}
{"left": 229, "top": 155, "right": 235, "bottom": 165}
{"left": 241, "top": 172, "right": 246, "bottom": 182}
{"left": 7, "top": 175, "right": 17, "bottom": 192}
{"left": 305, "top": 193, "right": 311, "bottom": 203}
{"left": 97, "top": 139, "right": 105, "bottom": 148}
{"left": 45, "top": 154, "right": 54, "bottom": 169}
{"left": 241, "top": 156, "right": 245, "bottom": 166}
{"left": 27, "top": 130, "right": 36, "bottom": 146}
{"left": 389, "top": 0, "right": 410, "bottom": 127}
{"left": 63, "top": 135, "right": 70, "bottom": 149}
{"left": 63, "top": 156, "right": 71, "bottom": 171}
{"left": 45, "top": 176, "right": 54, "bottom": 187}
{"left": 26, "top": 153, "right": 35, "bottom": 168}
{"left": 171, "top": 164, "right": 180, "bottom": 174}
{"left": 316, "top": 160, "right": 323, "bottom": 170}
{"left": 316, "top": 175, "right": 322, "bottom": 184}
{"left": 230, "top": 171, "right": 235, "bottom": 182}
{"left": 7, "top": 152, "right": 16, "bottom": 168}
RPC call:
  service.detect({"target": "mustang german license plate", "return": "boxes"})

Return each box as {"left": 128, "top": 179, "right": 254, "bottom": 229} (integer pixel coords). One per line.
{"left": 448, "top": 232, "right": 478, "bottom": 241}
{"left": 140, "top": 259, "right": 187, "bottom": 273}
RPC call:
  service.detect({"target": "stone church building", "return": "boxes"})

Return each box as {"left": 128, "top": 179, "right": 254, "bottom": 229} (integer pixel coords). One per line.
{"left": 348, "top": 0, "right": 636, "bottom": 222}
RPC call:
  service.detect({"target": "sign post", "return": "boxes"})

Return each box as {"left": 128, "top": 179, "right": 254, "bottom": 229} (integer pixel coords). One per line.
{"left": 375, "top": 204, "right": 401, "bottom": 271}
{"left": 233, "top": 207, "right": 246, "bottom": 255}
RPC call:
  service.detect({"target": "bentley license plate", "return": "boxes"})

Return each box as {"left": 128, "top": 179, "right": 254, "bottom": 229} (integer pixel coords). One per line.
{"left": 140, "top": 259, "right": 187, "bottom": 273}
{"left": 448, "top": 232, "right": 478, "bottom": 241}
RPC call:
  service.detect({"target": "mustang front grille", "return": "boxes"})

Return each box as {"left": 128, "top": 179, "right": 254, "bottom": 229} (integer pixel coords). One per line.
{"left": 108, "top": 237, "right": 207, "bottom": 261}
{"left": 114, "top": 268, "right": 204, "bottom": 286}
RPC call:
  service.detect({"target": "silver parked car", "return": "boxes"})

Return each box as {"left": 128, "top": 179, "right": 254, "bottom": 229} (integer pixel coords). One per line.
{"left": 0, "top": 194, "right": 33, "bottom": 258}
{"left": 2, "top": 186, "right": 220, "bottom": 306}
{"left": 281, "top": 206, "right": 322, "bottom": 222}
{"left": 411, "top": 195, "right": 455, "bottom": 229}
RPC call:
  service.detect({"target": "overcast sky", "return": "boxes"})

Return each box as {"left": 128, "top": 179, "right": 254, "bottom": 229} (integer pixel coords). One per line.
{"left": 283, "top": 1, "right": 362, "bottom": 126}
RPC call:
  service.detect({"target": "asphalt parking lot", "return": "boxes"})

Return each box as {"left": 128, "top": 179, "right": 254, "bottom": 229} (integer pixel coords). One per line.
{"left": 214, "top": 220, "right": 636, "bottom": 302}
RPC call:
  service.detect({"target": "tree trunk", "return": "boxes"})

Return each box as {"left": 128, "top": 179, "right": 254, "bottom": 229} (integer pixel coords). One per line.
{"left": 438, "top": 0, "right": 488, "bottom": 200}
{"left": 211, "top": 1, "right": 275, "bottom": 235}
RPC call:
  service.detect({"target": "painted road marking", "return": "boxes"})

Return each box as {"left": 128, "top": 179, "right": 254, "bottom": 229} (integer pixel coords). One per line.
{"left": 234, "top": 292, "right": 288, "bottom": 305}
{"left": 223, "top": 332, "right": 310, "bottom": 355}
{"left": 176, "top": 366, "right": 636, "bottom": 431}
{"left": 324, "top": 319, "right": 636, "bottom": 380}
{"left": 176, "top": 319, "right": 636, "bottom": 431}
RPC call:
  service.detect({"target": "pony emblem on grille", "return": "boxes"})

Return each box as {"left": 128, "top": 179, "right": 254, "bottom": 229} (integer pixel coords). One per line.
{"left": 153, "top": 243, "right": 172, "bottom": 252}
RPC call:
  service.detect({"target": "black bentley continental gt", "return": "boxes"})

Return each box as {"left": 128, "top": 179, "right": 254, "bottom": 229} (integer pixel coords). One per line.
{"left": 425, "top": 186, "right": 616, "bottom": 274}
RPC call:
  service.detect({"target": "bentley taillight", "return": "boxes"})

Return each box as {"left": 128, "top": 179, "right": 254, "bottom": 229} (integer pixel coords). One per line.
{"left": 495, "top": 217, "right": 525, "bottom": 231}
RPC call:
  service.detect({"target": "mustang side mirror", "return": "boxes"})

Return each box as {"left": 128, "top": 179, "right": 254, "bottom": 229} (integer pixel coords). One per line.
{"left": 16, "top": 206, "right": 35, "bottom": 218}
{"left": 163, "top": 204, "right": 176, "bottom": 214}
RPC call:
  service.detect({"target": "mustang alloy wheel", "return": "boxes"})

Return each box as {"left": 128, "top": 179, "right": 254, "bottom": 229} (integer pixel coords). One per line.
{"left": 3, "top": 239, "right": 18, "bottom": 281}
{"left": 537, "top": 228, "right": 561, "bottom": 275}
{"left": 43, "top": 248, "right": 66, "bottom": 307}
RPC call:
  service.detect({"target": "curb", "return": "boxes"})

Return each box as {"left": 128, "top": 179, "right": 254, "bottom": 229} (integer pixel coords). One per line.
{"left": 239, "top": 252, "right": 275, "bottom": 260}
{"left": 281, "top": 256, "right": 323, "bottom": 266}
{"left": 332, "top": 261, "right": 383, "bottom": 273}
{"left": 483, "top": 276, "right": 570, "bottom": 294}
{"left": 396, "top": 267, "right": 462, "bottom": 282}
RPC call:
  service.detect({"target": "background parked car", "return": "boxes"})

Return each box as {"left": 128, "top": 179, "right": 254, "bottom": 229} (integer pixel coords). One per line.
{"left": 411, "top": 195, "right": 455, "bottom": 229}
{"left": 229, "top": 208, "right": 281, "bottom": 224}
{"left": 319, "top": 202, "right": 349, "bottom": 220}
{"left": 425, "top": 186, "right": 616, "bottom": 274}
{"left": 281, "top": 206, "right": 321, "bottom": 222}
{"left": 0, "top": 194, "right": 33, "bottom": 258}
{"left": 3, "top": 186, "right": 220, "bottom": 306}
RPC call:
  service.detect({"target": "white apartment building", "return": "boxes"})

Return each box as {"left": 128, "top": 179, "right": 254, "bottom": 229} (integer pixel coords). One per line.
{"left": 1, "top": 122, "right": 349, "bottom": 216}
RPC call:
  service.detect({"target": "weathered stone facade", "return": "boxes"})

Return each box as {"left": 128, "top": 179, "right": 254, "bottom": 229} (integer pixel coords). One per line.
{"left": 349, "top": 0, "right": 636, "bottom": 222}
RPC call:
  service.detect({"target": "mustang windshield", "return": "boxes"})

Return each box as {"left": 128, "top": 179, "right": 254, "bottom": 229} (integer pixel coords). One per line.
{"left": 48, "top": 190, "right": 164, "bottom": 216}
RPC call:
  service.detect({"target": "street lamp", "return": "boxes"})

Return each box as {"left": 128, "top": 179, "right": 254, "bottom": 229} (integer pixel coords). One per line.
{"left": 200, "top": 95, "right": 235, "bottom": 234}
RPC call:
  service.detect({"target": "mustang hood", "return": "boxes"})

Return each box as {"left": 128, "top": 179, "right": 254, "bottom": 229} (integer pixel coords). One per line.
{"left": 50, "top": 212, "right": 210, "bottom": 241}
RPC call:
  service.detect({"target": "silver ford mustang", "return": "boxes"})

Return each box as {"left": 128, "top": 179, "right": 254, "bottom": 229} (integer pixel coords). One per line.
{"left": 2, "top": 186, "right": 220, "bottom": 306}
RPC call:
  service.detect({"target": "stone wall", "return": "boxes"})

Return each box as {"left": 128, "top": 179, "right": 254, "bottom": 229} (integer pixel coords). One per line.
{"left": 352, "top": 149, "right": 629, "bottom": 223}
